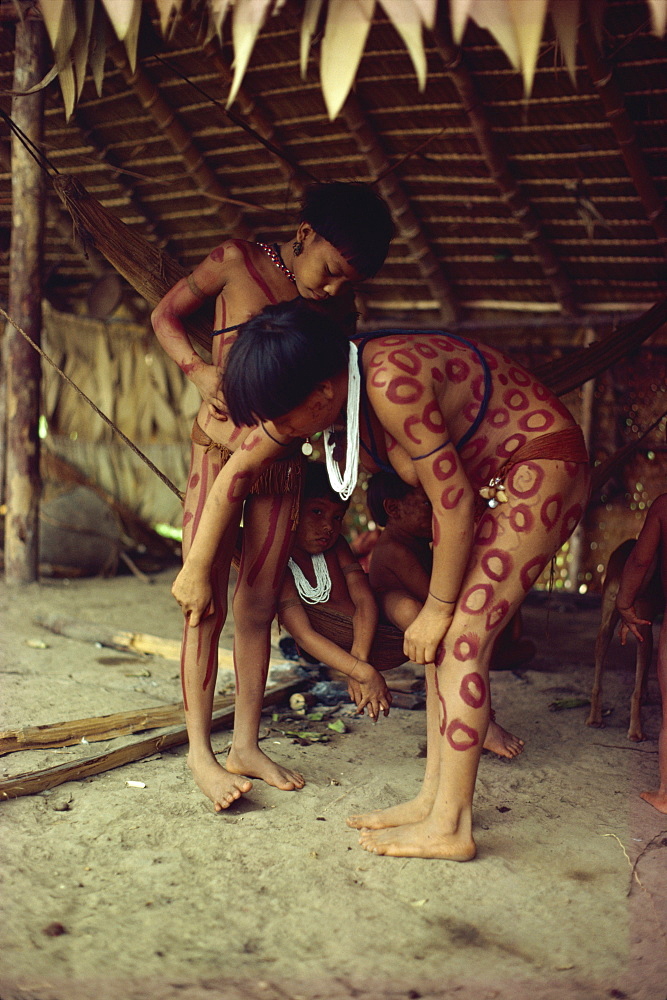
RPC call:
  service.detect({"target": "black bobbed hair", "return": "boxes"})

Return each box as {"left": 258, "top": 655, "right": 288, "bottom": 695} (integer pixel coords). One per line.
{"left": 302, "top": 460, "right": 350, "bottom": 509}
{"left": 366, "top": 471, "right": 416, "bottom": 527}
{"left": 223, "top": 298, "right": 351, "bottom": 428}
{"left": 300, "top": 182, "right": 393, "bottom": 279}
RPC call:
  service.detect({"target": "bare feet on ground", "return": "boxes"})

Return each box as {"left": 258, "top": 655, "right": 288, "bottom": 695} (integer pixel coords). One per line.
{"left": 640, "top": 788, "right": 667, "bottom": 814}
{"left": 226, "top": 746, "right": 305, "bottom": 790}
{"left": 358, "top": 818, "right": 476, "bottom": 861}
{"left": 188, "top": 754, "right": 253, "bottom": 812}
{"left": 346, "top": 792, "right": 434, "bottom": 831}
{"left": 484, "top": 720, "right": 525, "bottom": 759}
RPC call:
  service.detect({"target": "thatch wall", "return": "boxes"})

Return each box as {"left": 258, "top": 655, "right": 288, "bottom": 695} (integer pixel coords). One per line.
{"left": 42, "top": 305, "right": 199, "bottom": 527}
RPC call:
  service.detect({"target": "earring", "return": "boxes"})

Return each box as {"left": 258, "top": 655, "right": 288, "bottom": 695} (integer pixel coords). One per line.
{"left": 293, "top": 240, "right": 303, "bottom": 257}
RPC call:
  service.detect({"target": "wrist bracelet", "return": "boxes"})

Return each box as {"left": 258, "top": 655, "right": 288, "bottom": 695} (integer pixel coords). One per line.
{"left": 429, "top": 591, "right": 457, "bottom": 604}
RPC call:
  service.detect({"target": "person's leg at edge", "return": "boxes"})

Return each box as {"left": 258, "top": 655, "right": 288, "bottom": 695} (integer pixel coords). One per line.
{"left": 359, "top": 460, "right": 590, "bottom": 858}
{"left": 180, "top": 442, "right": 252, "bottom": 811}
{"left": 225, "top": 493, "right": 305, "bottom": 790}
{"left": 640, "top": 615, "right": 667, "bottom": 813}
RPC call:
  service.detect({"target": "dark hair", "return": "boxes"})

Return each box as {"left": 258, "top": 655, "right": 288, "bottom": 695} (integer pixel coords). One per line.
{"left": 302, "top": 461, "right": 349, "bottom": 509}
{"left": 367, "top": 471, "right": 415, "bottom": 527}
{"left": 223, "top": 298, "right": 350, "bottom": 427}
{"left": 300, "top": 182, "right": 393, "bottom": 279}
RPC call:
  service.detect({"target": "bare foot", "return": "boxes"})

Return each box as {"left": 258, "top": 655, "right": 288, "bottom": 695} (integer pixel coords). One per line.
{"left": 346, "top": 792, "right": 434, "bottom": 831}
{"left": 639, "top": 788, "right": 667, "bottom": 814}
{"left": 227, "top": 745, "right": 305, "bottom": 790}
{"left": 188, "top": 754, "right": 252, "bottom": 812}
{"left": 358, "top": 817, "right": 476, "bottom": 861}
{"left": 484, "top": 720, "right": 525, "bottom": 759}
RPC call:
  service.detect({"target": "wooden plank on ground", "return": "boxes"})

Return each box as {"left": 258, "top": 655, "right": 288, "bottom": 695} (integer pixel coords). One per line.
{"left": 0, "top": 679, "right": 301, "bottom": 800}
{"left": 0, "top": 693, "right": 239, "bottom": 755}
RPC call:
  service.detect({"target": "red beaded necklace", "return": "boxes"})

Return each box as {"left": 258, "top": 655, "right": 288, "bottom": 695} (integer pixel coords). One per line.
{"left": 256, "top": 242, "right": 296, "bottom": 283}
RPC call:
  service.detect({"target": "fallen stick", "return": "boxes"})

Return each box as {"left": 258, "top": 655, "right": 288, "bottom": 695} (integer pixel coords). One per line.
{"left": 0, "top": 693, "right": 240, "bottom": 755}
{"left": 34, "top": 613, "right": 188, "bottom": 661}
{"left": 0, "top": 679, "right": 301, "bottom": 800}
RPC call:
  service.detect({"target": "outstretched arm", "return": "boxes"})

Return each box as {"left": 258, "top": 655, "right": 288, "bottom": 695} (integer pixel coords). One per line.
{"left": 172, "top": 427, "right": 283, "bottom": 624}
{"left": 278, "top": 586, "right": 391, "bottom": 720}
{"left": 616, "top": 498, "right": 665, "bottom": 643}
{"left": 369, "top": 381, "right": 474, "bottom": 664}
{"left": 151, "top": 248, "right": 230, "bottom": 419}
{"left": 336, "top": 539, "right": 379, "bottom": 664}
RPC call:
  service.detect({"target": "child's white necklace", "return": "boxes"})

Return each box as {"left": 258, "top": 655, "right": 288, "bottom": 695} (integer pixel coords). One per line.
{"left": 324, "top": 341, "right": 360, "bottom": 501}
{"left": 288, "top": 553, "right": 332, "bottom": 604}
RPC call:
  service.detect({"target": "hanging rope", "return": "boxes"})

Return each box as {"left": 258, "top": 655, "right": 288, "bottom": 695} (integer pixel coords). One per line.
{"left": 0, "top": 306, "right": 185, "bottom": 503}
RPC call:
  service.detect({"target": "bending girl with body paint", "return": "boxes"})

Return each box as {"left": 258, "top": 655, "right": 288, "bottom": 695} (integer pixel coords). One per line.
{"left": 174, "top": 299, "right": 590, "bottom": 860}
{"left": 151, "top": 184, "right": 393, "bottom": 812}
{"left": 365, "top": 471, "right": 525, "bottom": 759}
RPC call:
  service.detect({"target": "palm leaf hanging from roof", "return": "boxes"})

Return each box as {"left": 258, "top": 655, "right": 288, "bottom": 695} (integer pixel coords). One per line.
{"left": 35, "top": 0, "right": 667, "bottom": 120}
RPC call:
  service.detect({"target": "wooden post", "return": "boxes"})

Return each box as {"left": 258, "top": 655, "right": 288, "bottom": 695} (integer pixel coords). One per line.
{"left": 5, "top": 15, "right": 46, "bottom": 584}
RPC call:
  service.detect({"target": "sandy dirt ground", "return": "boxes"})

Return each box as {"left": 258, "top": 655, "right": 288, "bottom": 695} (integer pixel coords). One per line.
{"left": 1, "top": 568, "right": 666, "bottom": 1000}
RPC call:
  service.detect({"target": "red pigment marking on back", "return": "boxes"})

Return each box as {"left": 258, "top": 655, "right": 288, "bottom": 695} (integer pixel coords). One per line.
{"left": 432, "top": 368, "right": 444, "bottom": 382}
{"left": 460, "top": 671, "right": 486, "bottom": 707}
{"left": 445, "top": 358, "right": 470, "bottom": 383}
{"left": 518, "top": 409, "right": 555, "bottom": 432}
{"left": 415, "top": 342, "right": 437, "bottom": 359}
{"left": 503, "top": 389, "right": 529, "bottom": 411}
{"left": 540, "top": 493, "right": 563, "bottom": 531}
{"left": 371, "top": 367, "right": 389, "bottom": 388}
{"left": 459, "top": 436, "right": 488, "bottom": 461}
{"left": 247, "top": 496, "right": 282, "bottom": 587}
{"left": 480, "top": 350, "right": 498, "bottom": 370}
{"left": 453, "top": 634, "right": 480, "bottom": 662}
{"left": 486, "top": 599, "right": 510, "bottom": 631}
{"left": 509, "top": 367, "right": 531, "bottom": 386}
{"left": 497, "top": 433, "right": 527, "bottom": 458}
{"left": 446, "top": 719, "right": 479, "bottom": 751}
{"left": 432, "top": 337, "right": 455, "bottom": 352}
{"left": 488, "top": 407, "right": 510, "bottom": 428}
{"left": 237, "top": 241, "right": 279, "bottom": 302}
{"left": 210, "top": 245, "right": 226, "bottom": 262}
{"left": 388, "top": 348, "right": 421, "bottom": 375}
{"left": 434, "top": 670, "right": 448, "bottom": 735}
{"left": 481, "top": 548, "right": 513, "bottom": 582}
{"left": 386, "top": 376, "right": 423, "bottom": 405}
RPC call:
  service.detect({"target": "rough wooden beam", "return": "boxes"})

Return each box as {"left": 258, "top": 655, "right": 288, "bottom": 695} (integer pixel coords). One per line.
{"left": 109, "top": 43, "right": 253, "bottom": 240}
{"left": 5, "top": 15, "right": 46, "bottom": 585}
{"left": 431, "top": 19, "right": 580, "bottom": 317}
{"left": 71, "top": 107, "right": 173, "bottom": 250}
{"left": 0, "top": 679, "right": 301, "bottom": 800}
{"left": 341, "top": 93, "right": 460, "bottom": 325}
{"left": 578, "top": 18, "right": 667, "bottom": 259}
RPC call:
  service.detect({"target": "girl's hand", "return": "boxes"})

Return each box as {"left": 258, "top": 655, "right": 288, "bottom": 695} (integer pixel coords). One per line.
{"left": 404, "top": 602, "right": 455, "bottom": 664}
{"left": 617, "top": 604, "right": 652, "bottom": 645}
{"left": 190, "top": 363, "right": 228, "bottom": 420}
{"left": 350, "top": 660, "right": 392, "bottom": 720}
{"left": 172, "top": 564, "right": 214, "bottom": 627}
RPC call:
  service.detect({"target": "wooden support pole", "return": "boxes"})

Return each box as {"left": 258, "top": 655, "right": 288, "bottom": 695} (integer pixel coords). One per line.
{"left": 5, "top": 15, "right": 46, "bottom": 584}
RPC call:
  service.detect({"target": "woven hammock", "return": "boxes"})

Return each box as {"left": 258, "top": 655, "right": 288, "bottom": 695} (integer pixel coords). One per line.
{"left": 54, "top": 175, "right": 667, "bottom": 396}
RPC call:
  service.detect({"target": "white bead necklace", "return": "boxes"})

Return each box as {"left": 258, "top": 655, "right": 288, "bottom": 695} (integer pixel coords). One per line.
{"left": 324, "top": 341, "right": 360, "bottom": 501}
{"left": 288, "top": 553, "right": 332, "bottom": 604}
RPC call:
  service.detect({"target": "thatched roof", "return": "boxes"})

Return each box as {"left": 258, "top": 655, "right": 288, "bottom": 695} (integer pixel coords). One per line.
{"left": 1, "top": 0, "right": 666, "bottom": 332}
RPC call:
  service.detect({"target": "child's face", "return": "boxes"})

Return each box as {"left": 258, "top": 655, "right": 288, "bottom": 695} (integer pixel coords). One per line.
{"left": 295, "top": 496, "right": 348, "bottom": 554}
{"left": 393, "top": 487, "right": 433, "bottom": 538}
{"left": 293, "top": 224, "right": 362, "bottom": 301}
